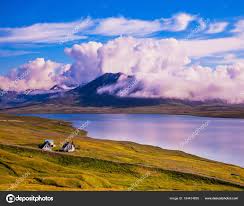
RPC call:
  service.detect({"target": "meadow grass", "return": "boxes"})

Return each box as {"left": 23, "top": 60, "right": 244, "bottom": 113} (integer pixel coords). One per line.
{"left": 0, "top": 113, "right": 243, "bottom": 191}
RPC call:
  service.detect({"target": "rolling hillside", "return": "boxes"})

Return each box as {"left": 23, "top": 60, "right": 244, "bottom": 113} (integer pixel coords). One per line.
{"left": 0, "top": 114, "right": 243, "bottom": 191}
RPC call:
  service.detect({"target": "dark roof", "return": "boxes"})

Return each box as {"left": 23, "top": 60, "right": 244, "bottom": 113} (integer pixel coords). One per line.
{"left": 61, "top": 142, "right": 75, "bottom": 151}
{"left": 40, "top": 141, "right": 52, "bottom": 149}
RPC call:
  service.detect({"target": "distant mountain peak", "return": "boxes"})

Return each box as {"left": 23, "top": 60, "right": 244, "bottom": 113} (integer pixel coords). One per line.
{"left": 71, "top": 72, "right": 128, "bottom": 95}
{"left": 50, "top": 85, "right": 65, "bottom": 91}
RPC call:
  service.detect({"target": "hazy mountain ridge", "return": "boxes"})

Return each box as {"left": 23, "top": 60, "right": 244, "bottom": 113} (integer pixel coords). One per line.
{"left": 0, "top": 72, "right": 241, "bottom": 111}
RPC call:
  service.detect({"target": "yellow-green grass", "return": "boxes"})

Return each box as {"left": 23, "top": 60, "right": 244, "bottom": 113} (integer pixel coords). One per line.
{"left": 0, "top": 113, "right": 243, "bottom": 191}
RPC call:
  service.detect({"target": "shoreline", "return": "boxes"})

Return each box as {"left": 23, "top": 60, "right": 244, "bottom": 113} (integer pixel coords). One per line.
{"left": 0, "top": 113, "right": 243, "bottom": 191}
{"left": 17, "top": 113, "right": 244, "bottom": 168}
{"left": 2, "top": 103, "right": 244, "bottom": 119}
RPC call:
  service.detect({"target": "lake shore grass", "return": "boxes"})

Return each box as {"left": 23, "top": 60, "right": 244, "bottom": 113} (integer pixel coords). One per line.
{"left": 0, "top": 113, "right": 243, "bottom": 191}
{"left": 2, "top": 103, "right": 244, "bottom": 119}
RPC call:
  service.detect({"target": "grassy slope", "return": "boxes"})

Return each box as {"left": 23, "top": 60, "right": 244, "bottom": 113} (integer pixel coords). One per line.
{"left": 0, "top": 114, "right": 243, "bottom": 191}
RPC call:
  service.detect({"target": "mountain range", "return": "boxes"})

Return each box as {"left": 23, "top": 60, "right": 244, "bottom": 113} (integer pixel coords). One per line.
{"left": 1, "top": 72, "right": 244, "bottom": 117}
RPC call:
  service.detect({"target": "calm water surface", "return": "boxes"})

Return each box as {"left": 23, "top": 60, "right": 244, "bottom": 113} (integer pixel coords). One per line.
{"left": 22, "top": 114, "right": 244, "bottom": 167}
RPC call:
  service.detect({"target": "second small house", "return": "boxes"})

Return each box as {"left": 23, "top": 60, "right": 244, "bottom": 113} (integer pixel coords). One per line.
{"left": 61, "top": 141, "right": 75, "bottom": 152}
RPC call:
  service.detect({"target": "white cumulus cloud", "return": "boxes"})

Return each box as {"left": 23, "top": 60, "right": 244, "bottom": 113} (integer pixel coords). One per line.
{"left": 0, "top": 58, "right": 70, "bottom": 91}
{"left": 64, "top": 37, "right": 244, "bottom": 103}
{"left": 1, "top": 36, "right": 244, "bottom": 103}
{"left": 64, "top": 41, "right": 103, "bottom": 84}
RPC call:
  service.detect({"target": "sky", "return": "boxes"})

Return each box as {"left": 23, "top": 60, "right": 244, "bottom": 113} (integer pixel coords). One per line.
{"left": 0, "top": 0, "right": 244, "bottom": 103}
{"left": 0, "top": 0, "right": 243, "bottom": 72}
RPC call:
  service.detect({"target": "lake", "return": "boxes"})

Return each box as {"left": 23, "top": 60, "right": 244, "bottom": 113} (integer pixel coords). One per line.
{"left": 22, "top": 114, "right": 244, "bottom": 167}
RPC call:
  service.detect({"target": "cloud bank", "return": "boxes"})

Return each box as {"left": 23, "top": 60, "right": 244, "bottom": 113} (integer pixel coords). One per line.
{"left": 1, "top": 36, "right": 244, "bottom": 103}
{"left": 0, "top": 58, "right": 70, "bottom": 91}
{"left": 64, "top": 37, "right": 244, "bottom": 103}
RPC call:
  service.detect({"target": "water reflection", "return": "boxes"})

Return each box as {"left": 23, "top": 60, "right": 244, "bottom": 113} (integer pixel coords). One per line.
{"left": 22, "top": 114, "right": 244, "bottom": 167}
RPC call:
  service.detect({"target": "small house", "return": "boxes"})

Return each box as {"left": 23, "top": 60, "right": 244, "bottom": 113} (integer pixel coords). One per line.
{"left": 39, "top": 139, "right": 54, "bottom": 151}
{"left": 61, "top": 141, "right": 75, "bottom": 152}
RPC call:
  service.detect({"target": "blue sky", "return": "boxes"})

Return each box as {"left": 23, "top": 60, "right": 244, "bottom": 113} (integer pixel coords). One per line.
{"left": 1, "top": 0, "right": 244, "bottom": 103}
{"left": 0, "top": 0, "right": 244, "bottom": 74}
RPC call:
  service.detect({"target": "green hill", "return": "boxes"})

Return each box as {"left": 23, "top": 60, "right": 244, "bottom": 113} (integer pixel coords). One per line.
{"left": 0, "top": 114, "right": 243, "bottom": 191}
